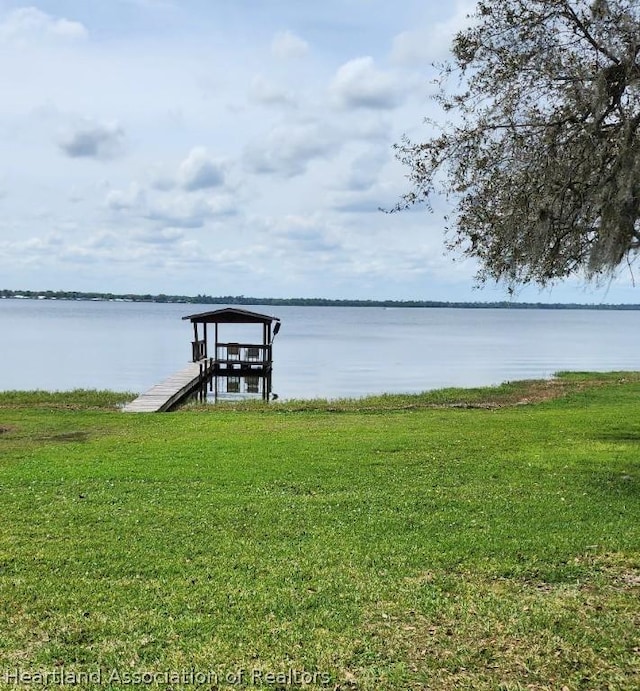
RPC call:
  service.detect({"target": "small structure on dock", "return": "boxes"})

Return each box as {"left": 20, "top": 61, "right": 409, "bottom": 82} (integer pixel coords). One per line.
{"left": 182, "top": 307, "right": 281, "bottom": 402}
{"left": 123, "top": 306, "right": 280, "bottom": 412}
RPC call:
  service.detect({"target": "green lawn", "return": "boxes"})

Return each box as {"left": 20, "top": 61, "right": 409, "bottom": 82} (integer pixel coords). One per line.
{"left": 0, "top": 373, "right": 638, "bottom": 689}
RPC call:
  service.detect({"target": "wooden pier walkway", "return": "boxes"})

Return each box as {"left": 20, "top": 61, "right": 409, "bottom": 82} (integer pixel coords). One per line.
{"left": 122, "top": 361, "right": 210, "bottom": 413}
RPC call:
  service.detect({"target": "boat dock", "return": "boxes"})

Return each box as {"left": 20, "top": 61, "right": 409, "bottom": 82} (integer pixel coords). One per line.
{"left": 122, "top": 307, "right": 281, "bottom": 413}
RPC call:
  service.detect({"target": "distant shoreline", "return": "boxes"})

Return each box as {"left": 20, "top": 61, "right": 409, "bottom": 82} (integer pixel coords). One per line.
{"left": 2, "top": 288, "right": 640, "bottom": 310}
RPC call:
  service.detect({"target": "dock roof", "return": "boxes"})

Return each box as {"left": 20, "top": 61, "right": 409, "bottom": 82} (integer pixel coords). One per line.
{"left": 182, "top": 307, "right": 280, "bottom": 324}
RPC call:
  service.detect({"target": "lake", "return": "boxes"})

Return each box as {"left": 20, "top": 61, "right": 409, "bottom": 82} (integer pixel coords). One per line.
{"left": 1, "top": 299, "right": 639, "bottom": 399}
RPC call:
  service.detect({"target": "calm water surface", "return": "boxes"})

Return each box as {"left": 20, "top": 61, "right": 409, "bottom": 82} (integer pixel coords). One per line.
{"left": 1, "top": 299, "right": 639, "bottom": 399}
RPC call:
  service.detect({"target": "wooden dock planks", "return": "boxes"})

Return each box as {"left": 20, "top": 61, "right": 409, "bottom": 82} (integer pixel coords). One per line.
{"left": 122, "top": 362, "right": 206, "bottom": 413}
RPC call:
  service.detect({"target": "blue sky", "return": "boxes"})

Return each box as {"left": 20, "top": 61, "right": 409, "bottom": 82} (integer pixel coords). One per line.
{"left": 0, "top": 0, "right": 638, "bottom": 303}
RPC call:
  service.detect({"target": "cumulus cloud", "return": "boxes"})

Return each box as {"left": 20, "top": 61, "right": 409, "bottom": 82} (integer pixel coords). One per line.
{"left": 0, "top": 6, "right": 88, "bottom": 44}
{"left": 329, "top": 57, "right": 404, "bottom": 110}
{"left": 0, "top": 232, "right": 69, "bottom": 268}
{"left": 103, "top": 147, "right": 237, "bottom": 235}
{"left": 343, "top": 149, "right": 389, "bottom": 192}
{"left": 271, "top": 215, "right": 343, "bottom": 254}
{"left": 391, "top": 1, "right": 476, "bottom": 65}
{"left": 59, "top": 120, "right": 126, "bottom": 160}
{"left": 132, "top": 228, "right": 185, "bottom": 245}
{"left": 0, "top": 2, "right": 490, "bottom": 299}
{"left": 271, "top": 30, "right": 309, "bottom": 59}
{"left": 105, "top": 183, "right": 146, "bottom": 211}
{"left": 244, "top": 122, "right": 340, "bottom": 178}
{"left": 331, "top": 188, "right": 388, "bottom": 214}
{"left": 0, "top": 227, "right": 201, "bottom": 273}
{"left": 84, "top": 231, "right": 120, "bottom": 249}
{"left": 105, "top": 179, "right": 236, "bottom": 229}
{"left": 145, "top": 192, "right": 236, "bottom": 228}
{"left": 249, "top": 75, "right": 295, "bottom": 107}
{"left": 177, "top": 147, "right": 226, "bottom": 191}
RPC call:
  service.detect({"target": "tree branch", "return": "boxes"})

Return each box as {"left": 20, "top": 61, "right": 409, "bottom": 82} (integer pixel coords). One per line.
{"left": 562, "top": 1, "right": 621, "bottom": 65}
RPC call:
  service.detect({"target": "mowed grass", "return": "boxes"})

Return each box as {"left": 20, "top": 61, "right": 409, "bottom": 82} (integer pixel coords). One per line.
{"left": 0, "top": 374, "right": 638, "bottom": 690}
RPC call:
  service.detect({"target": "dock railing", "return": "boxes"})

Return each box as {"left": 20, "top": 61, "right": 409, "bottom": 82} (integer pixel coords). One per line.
{"left": 216, "top": 343, "right": 271, "bottom": 364}
{"left": 192, "top": 339, "right": 207, "bottom": 361}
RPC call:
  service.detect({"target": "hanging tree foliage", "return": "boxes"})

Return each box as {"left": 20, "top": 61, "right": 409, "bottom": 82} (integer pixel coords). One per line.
{"left": 396, "top": 0, "right": 640, "bottom": 288}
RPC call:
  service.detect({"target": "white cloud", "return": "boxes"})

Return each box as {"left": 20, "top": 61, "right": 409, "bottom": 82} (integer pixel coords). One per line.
{"left": 177, "top": 147, "right": 226, "bottom": 191}
{"left": 105, "top": 183, "right": 146, "bottom": 211}
{"left": 249, "top": 75, "right": 295, "bottom": 107}
{"left": 59, "top": 120, "right": 126, "bottom": 160}
{"left": 271, "top": 30, "right": 309, "bottom": 59}
{"left": 145, "top": 191, "right": 236, "bottom": 228}
{"left": 1, "top": 1, "right": 625, "bottom": 302}
{"left": 391, "top": 1, "right": 476, "bottom": 65}
{"left": 84, "top": 231, "right": 120, "bottom": 249}
{"left": 0, "top": 228, "right": 199, "bottom": 272}
{"left": 270, "top": 214, "right": 343, "bottom": 254}
{"left": 132, "top": 227, "right": 185, "bottom": 245}
{"left": 329, "top": 57, "right": 405, "bottom": 110}
{"left": 105, "top": 181, "right": 237, "bottom": 229}
{"left": 244, "top": 122, "right": 340, "bottom": 178}
{"left": 0, "top": 6, "right": 88, "bottom": 45}
{"left": 343, "top": 149, "right": 389, "bottom": 192}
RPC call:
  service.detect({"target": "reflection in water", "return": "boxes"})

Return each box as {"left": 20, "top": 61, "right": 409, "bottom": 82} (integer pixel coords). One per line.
{"left": 1, "top": 300, "right": 639, "bottom": 399}
{"left": 214, "top": 374, "right": 264, "bottom": 400}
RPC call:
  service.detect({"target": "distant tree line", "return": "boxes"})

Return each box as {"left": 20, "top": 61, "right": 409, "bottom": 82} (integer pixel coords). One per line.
{"left": 2, "top": 288, "right": 640, "bottom": 310}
